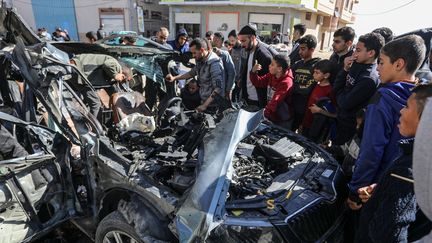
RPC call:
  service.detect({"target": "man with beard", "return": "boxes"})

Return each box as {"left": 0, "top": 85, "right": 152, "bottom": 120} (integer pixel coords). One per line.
{"left": 228, "top": 29, "right": 243, "bottom": 103}
{"left": 237, "top": 24, "right": 275, "bottom": 108}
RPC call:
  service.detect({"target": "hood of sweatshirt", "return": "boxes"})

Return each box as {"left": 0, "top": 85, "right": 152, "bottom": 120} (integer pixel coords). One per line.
{"left": 413, "top": 98, "right": 432, "bottom": 221}
{"left": 378, "top": 81, "right": 415, "bottom": 115}
{"left": 176, "top": 28, "right": 188, "bottom": 41}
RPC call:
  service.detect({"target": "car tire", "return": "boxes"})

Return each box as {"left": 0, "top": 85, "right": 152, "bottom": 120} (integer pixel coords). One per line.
{"left": 95, "top": 211, "right": 143, "bottom": 243}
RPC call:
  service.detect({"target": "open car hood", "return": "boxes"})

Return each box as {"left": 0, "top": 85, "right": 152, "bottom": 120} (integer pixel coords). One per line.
{"left": 175, "top": 109, "right": 263, "bottom": 242}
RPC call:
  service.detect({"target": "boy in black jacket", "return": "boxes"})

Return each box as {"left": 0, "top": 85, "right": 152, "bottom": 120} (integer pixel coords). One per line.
{"left": 291, "top": 34, "right": 320, "bottom": 131}
{"left": 332, "top": 33, "right": 384, "bottom": 146}
{"left": 355, "top": 84, "right": 432, "bottom": 242}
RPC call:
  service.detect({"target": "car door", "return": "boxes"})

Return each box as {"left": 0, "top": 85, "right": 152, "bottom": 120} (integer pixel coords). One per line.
{"left": 0, "top": 113, "right": 78, "bottom": 243}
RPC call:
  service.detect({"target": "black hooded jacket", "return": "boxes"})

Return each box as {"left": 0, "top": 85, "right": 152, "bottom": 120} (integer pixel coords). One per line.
{"left": 333, "top": 62, "right": 380, "bottom": 130}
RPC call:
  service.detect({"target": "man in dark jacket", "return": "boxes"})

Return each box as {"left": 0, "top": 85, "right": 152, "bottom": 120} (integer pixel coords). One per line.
{"left": 332, "top": 33, "right": 384, "bottom": 147}
{"left": 347, "top": 35, "right": 426, "bottom": 208}
{"left": 289, "top": 24, "right": 306, "bottom": 65}
{"left": 329, "top": 27, "right": 355, "bottom": 76}
{"left": 237, "top": 24, "right": 276, "bottom": 108}
{"left": 228, "top": 29, "right": 243, "bottom": 103}
{"left": 290, "top": 34, "right": 321, "bottom": 131}
{"left": 354, "top": 83, "right": 432, "bottom": 242}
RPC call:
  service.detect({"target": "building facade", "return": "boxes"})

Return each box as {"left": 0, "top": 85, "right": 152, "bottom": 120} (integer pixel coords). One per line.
{"left": 10, "top": 0, "right": 169, "bottom": 41}
{"left": 161, "top": 0, "right": 358, "bottom": 50}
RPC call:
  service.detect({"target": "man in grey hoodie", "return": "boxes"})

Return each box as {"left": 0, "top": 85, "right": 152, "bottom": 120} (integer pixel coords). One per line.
{"left": 166, "top": 38, "right": 224, "bottom": 112}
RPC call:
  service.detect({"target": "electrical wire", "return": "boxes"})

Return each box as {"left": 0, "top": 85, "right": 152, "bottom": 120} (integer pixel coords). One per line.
{"left": 353, "top": 0, "right": 417, "bottom": 16}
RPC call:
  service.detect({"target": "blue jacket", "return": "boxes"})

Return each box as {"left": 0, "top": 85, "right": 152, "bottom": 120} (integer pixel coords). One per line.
{"left": 218, "top": 49, "right": 236, "bottom": 93}
{"left": 349, "top": 81, "right": 415, "bottom": 199}
{"left": 168, "top": 40, "right": 189, "bottom": 53}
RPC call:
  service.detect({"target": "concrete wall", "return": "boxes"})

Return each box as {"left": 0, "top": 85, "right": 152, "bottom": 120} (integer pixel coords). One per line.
{"left": 138, "top": 0, "right": 169, "bottom": 36}
{"left": 12, "top": 0, "right": 36, "bottom": 31}
{"left": 317, "top": 0, "right": 336, "bottom": 15}
{"left": 74, "top": 0, "right": 130, "bottom": 41}
{"left": 168, "top": 5, "right": 297, "bottom": 39}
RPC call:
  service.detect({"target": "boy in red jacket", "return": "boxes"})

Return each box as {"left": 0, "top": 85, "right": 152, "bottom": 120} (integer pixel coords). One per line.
{"left": 301, "top": 59, "right": 337, "bottom": 140}
{"left": 250, "top": 54, "right": 294, "bottom": 128}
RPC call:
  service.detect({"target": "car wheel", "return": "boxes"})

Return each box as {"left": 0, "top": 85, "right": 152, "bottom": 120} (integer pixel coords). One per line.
{"left": 95, "top": 211, "right": 143, "bottom": 243}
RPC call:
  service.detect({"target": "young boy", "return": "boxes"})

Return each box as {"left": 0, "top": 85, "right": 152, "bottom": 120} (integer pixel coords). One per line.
{"left": 347, "top": 35, "right": 426, "bottom": 209}
{"left": 250, "top": 54, "right": 293, "bottom": 127}
{"left": 300, "top": 60, "right": 337, "bottom": 141}
{"left": 332, "top": 32, "right": 384, "bottom": 147}
{"left": 354, "top": 83, "right": 432, "bottom": 242}
{"left": 290, "top": 34, "right": 321, "bottom": 131}
{"left": 180, "top": 79, "right": 201, "bottom": 110}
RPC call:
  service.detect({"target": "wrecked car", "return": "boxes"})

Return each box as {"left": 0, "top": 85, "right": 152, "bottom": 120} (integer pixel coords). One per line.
{"left": 0, "top": 8, "right": 348, "bottom": 243}
{"left": 51, "top": 32, "right": 191, "bottom": 95}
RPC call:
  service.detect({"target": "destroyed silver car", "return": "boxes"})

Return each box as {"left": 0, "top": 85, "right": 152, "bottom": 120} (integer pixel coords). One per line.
{"left": 0, "top": 8, "right": 347, "bottom": 243}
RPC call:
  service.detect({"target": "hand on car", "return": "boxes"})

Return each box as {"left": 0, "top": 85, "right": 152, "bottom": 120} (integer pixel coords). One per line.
{"left": 114, "top": 73, "right": 126, "bottom": 82}
{"left": 252, "top": 60, "right": 262, "bottom": 73}
{"left": 357, "top": 184, "right": 377, "bottom": 203}
{"left": 165, "top": 74, "right": 176, "bottom": 82}
{"left": 196, "top": 104, "right": 207, "bottom": 112}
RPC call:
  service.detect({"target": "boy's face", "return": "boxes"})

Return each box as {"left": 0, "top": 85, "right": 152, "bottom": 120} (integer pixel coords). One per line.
{"left": 377, "top": 53, "right": 397, "bottom": 83}
{"left": 353, "top": 41, "right": 374, "bottom": 64}
{"left": 269, "top": 59, "right": 282, "bottom": 75}
{"left": 313, "top": 69, "right": 328, "bottom": 82}
{"left": 399, "top": 94, "right": 420, "bottom": 137}
{"left": 188, "top": 82, "right": 198, "bottom": 94}
{"left": 178, "top": 35, "right": 187, "bottom": 46}
{"left": 299, "top": 44, "right": 314, "bottom": 60}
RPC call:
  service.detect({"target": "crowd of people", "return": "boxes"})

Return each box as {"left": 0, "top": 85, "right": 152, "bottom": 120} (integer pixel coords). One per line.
{"left": 160, "top": 23, "right": 432, "bottom": 241}
{"left": 32, "top": 20, "right": 432, "bottom": 241}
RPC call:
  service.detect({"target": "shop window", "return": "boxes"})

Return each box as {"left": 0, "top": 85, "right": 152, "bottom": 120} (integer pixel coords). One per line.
{"left": 151, "top": 11, "right": 162, "bottom": 20}
{"left": 176, "top": 24, "right": 200, "bottom": 38}
{"left": 99, "top": 8, "right": 125, "bottom": 34}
